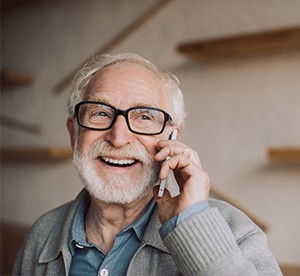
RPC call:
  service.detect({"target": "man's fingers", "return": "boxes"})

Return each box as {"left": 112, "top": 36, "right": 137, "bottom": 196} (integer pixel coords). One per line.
{"left": 155, "top": 141, "right": 202, "bottom": 167}
{"left": 158, "top": 153, "right": 199, "bottom": 180}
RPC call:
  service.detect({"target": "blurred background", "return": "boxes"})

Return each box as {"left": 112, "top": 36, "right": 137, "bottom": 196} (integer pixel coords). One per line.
{"left": 1, "top": 0, "right": 300, "bottom": 274}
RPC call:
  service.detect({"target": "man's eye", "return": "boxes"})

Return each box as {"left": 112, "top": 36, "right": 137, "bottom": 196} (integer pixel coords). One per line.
{"left": 132, "top": 108, "right": 157, "bottom": 120}
{"left": 140, "top": 114, "right": 152, "bottom": 120}
{"left": 94, "top": 111, "right": 108, "bottom": 117}
{"left": 134, "top": 112, "right": 156, "bottom": 121}
{"left": 90, "top": 110, "right": 110, "bottom": 119}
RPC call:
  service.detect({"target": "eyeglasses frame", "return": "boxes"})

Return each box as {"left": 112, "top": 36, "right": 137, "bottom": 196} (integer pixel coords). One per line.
{"left": 74, "top": 101, "right": 173, "bottom": 135}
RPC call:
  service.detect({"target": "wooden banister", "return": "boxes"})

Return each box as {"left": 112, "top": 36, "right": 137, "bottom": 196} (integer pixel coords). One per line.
{"left": 1, "top": 147, "right": 73, "bottom": 161}
{"left": 177, "top": 26, "right": 300, "bottom": 59}
{"left": 268, "top": 147, "right": 300, "bottom": 163}
{"left": 1, "top": 69, "right": 33, "bottom": 88}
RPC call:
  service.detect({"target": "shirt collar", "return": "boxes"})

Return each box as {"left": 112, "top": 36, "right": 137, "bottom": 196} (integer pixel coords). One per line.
{"left": 125, "top": 198, "right": 156, "bottom": 240}
{"left": 69, "top": 190, "right": 91, "bottom": 256}
{"left": 69, "top": 192, "right": 156, "bottom": 255}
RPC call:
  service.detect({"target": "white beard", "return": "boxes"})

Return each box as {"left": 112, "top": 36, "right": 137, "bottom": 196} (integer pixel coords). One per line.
{"left": 73, "top": 140, "right": 160, "bottom": 204}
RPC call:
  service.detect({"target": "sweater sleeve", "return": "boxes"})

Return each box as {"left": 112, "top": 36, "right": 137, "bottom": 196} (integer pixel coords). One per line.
{"left": 159, "top": 200, "right": 210, "bottom": 239}
{"left": 162, "top": 205, "right": 282, "bottom": 276}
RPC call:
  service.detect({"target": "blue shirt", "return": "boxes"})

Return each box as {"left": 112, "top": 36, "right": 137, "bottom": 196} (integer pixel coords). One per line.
{"left": 69, "top": 192, "right": 156, "bottom": 276}
{"left": 69, "top": 191, "right": 209, "bottom": 276}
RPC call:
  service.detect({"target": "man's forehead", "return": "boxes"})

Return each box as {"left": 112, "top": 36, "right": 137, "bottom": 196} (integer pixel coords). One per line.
{"left": 87, "top": 62, "right": 163, "bottom": 87}
{"left": 81, "top": 62, "right": 171, "bottom": 112}
{"left": 85, "top": 93, "right": 158, "bottom": 108}
{"left": 84, "top": 63, "right": 166, "bottom": 94}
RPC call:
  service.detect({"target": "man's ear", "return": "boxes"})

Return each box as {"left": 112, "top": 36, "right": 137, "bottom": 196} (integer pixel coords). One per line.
{"left": 66, "top": 117, "right": 75, "bottom": 150}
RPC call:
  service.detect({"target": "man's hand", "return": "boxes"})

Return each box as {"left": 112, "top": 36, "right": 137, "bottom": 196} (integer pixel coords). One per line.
{"left": 153, "top": 139, "right": 210, "bottom": 224}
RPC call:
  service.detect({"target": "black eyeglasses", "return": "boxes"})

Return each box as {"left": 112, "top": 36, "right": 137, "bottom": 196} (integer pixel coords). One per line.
{"left": 74, "top": 101, "right": 173, "bottom": 135}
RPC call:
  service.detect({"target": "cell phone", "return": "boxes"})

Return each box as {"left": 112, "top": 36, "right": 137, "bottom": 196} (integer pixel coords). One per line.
{"left": 158, "top": 129, "right": 178, "bottom": 198}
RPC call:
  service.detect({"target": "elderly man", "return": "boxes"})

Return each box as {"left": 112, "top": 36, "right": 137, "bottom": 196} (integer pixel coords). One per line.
{"left": 14, "top": 53, "right": 282, "bottom": 275}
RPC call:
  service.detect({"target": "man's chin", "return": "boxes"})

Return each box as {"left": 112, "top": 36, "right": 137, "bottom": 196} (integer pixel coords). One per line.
{"left": 83, "top": 179, "right": 153, "bottom": 205}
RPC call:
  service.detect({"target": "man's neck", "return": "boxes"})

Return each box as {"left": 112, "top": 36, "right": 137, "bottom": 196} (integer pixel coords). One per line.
{"left": 85, "top": 193, "right": 153, "bottom": 254}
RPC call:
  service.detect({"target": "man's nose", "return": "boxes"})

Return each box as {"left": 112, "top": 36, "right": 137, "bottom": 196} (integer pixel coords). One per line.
{"left": 105, "top": 115, "right": 133, "bottom": 148}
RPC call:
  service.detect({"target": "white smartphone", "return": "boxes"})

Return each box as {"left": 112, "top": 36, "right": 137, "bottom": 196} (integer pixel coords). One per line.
{"left": 158, "top": 129, "right": 178, "bottom": 197}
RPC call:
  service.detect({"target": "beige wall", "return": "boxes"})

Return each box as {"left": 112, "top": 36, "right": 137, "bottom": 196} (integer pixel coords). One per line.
{"left": 1, "top": 0, "right": 300, "bottom": 266}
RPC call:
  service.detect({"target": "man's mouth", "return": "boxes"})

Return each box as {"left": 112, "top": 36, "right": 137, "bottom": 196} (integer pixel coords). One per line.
{"left": 100, "top": 156, "right": 138, "bottom": 167}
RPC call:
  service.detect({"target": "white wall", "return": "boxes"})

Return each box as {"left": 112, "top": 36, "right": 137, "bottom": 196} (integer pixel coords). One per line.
{"left": 1, "top": 0, "right": 300, "bottom": 266}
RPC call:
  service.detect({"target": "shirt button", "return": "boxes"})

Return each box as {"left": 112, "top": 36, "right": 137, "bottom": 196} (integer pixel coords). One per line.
{"left": 100, "top": 268, "right": 109, "bottom": 276}
{"left": 75, "top": 243, "right": 84, "bottom": 249}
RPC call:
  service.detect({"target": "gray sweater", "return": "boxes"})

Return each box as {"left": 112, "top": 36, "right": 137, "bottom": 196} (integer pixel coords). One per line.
{"left": 13, "top": 190, "right": 282, "bottom": 275}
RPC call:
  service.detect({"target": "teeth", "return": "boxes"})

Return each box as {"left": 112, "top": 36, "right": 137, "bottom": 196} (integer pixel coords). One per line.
{"left": 102, "top": 157, "right": 136, "bottom": 165}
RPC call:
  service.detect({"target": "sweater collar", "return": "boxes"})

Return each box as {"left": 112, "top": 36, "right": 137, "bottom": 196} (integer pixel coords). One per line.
{"left": 69, "top": 191, "right": 157, "bottom": 255}
{"left": 142, "top": 207, "right": 168, "bottom": 253}
{"left": 38, "top": 190, "right": 87, "bottom": 265}
{"left": 38, "top": 189, "right": 169, "bottom": 266}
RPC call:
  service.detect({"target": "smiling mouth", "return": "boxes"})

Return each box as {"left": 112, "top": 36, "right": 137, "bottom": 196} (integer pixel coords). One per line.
{"left": 100, "top": 156, "right": 138, "bottom": 167}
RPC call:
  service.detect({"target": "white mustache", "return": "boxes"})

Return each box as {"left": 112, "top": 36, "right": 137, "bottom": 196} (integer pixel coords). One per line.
{"left": 88, "top": 141, "right": 153, "bottom": 164}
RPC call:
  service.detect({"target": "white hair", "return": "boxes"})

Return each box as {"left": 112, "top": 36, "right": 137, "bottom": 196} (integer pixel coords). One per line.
{"left": 68, "top": 53, "right": 186, "bottom": 126}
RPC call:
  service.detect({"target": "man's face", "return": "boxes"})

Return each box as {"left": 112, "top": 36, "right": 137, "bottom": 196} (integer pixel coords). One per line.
{"left": 69, "top": 62, "right": 174, "bottom": 204}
